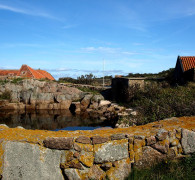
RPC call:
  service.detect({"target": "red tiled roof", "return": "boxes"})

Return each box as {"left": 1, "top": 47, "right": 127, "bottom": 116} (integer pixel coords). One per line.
{"left": 0, "top": 65, "right": 55, "bottom": 80}
{"left": 179, "top": 56, "right": 195, "bottom": 72}
{"left": 27, "top": 66, "right": 45, "bottom": 79}
{"left": 37, "top": 70, "right": 55, "bottom": 80}
{"left": 0, "top": 70, "right": 19, "bottom": 76}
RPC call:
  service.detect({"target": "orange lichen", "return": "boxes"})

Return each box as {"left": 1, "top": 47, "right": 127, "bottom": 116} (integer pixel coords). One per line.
{"left": 0, "top": 117, "right": 194, "bottom": 146}
{"left": 79, "top": 152, "right": 94, "bottom": 167}
{"left": 74, "top": 143, "right": 93, "bottom": 152}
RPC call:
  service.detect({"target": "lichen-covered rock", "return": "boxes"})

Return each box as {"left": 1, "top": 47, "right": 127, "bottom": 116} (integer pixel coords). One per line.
{"left": 88, "top": 165, "right": 106, "bottom": 180}
{"left": 64, "top": 168, "right": 81, "bottom": 180}
{"left": 111, "top": 133, "right": 126, "bottom": 140}
{"left": 146, "top": 136, "right": 156, "bottom": 146}
{"left": 134, "top": 135, "right": 145, "bottom": 140}
{"left": 43, "top": 137, "right": 74, "bottom": 150}
{"left": 79, "top": 151, "right": 94, "bottom": 167}
{"left": 170, "top": 138, "right": 179, "bottom": 147}
{"left": 100, "top": 162, "right": 113, "bottom": 171}
{"left": 94, "top": 139, "right": 129, "bottom": 163}
{"left": 75, "top": 136, "right": 91, "bottom": 144}
{"left": 106, "top": 158, "right": 131, "bottom": 180}
{"left": 181, "top": 129, "right": 195, "bottom": 154}
{"left": 167, "top": 147, "right": 178, "bottom": 158}
{"left": 61, "top": 159, "right": 84, "bottom": 170}
{"left": 2, "top": 141, "right": 64, "bottom": 180}
{"left": 133, "top": 139, "right": 145, "bottom": 152}
{"left": 135, "top": 146, "right": 166, "bottom": 168}
{"left": 156, "top": 129, "right": 168, "bottom": 141}
{"left": 91, "top": 136, "right": 109, "bottom": 144}
{"left": 151, "top": 140, "right": 169, "bottom": 154}
{"left": 74, "top": 143, "right": 93, "bottom": 152}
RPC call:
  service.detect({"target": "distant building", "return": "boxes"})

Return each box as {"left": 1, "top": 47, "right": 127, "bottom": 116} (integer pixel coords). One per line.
{"left": 112, "top": 77, "right": 146, "bottom": 102}
{"left": 0, "top": 64, "right": 55, "bottom": 80}
{"left": 175, "top": 56, "right": 195, "bottom": 83}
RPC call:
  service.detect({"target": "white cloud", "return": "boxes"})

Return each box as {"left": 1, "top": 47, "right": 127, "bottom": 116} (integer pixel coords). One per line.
{"left": 1, "top": 43, "right": 43, "bottom": 48}
{"left": 81, "top": 46, "right": 120, "bottom": 54}
{"left": 122, "top": 51, "right": 140, "bottom": 55}
{"left": 0, "top": 3, "right": 59, "bottom": 20}
{"left": 133, "top": 43, "right": 144, "bottom": 46}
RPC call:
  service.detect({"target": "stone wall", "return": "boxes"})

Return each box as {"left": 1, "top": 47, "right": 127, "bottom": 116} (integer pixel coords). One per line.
{"left": 0, "top": 116, "right": 195, "bottom": 180}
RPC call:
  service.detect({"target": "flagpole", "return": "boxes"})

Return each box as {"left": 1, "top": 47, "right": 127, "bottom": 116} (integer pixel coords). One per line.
{"left": 103, "top": 59, "right": 105, "bottom": 88}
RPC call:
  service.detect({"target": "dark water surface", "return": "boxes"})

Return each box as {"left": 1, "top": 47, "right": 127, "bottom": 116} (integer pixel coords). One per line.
{"left": 0, "top": 110, "right": 112, "bottom": 131}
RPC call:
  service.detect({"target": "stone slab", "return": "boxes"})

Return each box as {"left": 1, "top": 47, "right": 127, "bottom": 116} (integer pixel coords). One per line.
{"left": 2, "top": 141, "right": 64, "bottom": 180}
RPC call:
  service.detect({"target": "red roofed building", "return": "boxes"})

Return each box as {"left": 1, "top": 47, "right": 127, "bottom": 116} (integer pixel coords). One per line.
{"left": 0, "top": 65, "right": 55, "bottom": 80}
{"left": 175, "top": 56, "right": 195, "bottom": 83}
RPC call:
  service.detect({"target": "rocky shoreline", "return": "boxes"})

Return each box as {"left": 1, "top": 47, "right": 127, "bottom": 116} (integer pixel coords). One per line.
{"left": 0, "top": 79, "right": 136, "bottom": 127}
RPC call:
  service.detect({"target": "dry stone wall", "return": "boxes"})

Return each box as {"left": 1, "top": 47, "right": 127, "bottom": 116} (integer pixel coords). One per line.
{"left": 0, "top": 116, "right": 194, "bottom": 180}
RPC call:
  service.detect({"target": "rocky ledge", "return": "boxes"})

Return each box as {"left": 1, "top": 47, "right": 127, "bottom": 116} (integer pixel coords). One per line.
{"left": 0, "top": 116, "right": 194, "bottom": 180}
{"left": 0, "top": 79, "right": 128, "bottom": 121}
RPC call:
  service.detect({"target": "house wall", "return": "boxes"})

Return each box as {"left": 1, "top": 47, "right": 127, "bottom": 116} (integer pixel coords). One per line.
{"left": 183, "top": 68, "right": 195, "bottom": 81}
{"left": 175, "top": 59, "right": 184, "bottom": 83}
{"left": 112, "top": 78, "right": 129, "bottom": 101}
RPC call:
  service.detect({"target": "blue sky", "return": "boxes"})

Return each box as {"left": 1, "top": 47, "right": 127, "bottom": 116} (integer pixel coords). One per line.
{"left": 0, "top": 0, "right": 195, "bottom": 79}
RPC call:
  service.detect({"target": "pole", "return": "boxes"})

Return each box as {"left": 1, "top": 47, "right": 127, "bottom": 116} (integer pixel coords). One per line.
{"left": 103, "top": 59, "right": 105, "bottom": 88}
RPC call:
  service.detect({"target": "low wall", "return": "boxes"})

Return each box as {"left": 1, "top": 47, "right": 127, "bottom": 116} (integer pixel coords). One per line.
{"left": 0, "top": 116, "right": 195, "bottom": 180}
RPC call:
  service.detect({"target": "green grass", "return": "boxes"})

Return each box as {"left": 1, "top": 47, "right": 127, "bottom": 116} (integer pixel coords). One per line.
{"left": 127, "top": 154, "right": 195, "bottom": 180}
{"left": 77, "top": 87, "right": 100, "bottom": 95}
{"left": 0, "top": 91, "right": 11, "bottom": 100}
{"left": 11, "top": 78, "right": 24, "bottom": 84}
{"left": 0, "top": 79, "right": 9, "bottom": 85}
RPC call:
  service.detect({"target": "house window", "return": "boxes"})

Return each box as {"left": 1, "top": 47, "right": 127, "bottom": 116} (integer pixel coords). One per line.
{"left": 21, "top": 71, "right": 26, "bottom": 75}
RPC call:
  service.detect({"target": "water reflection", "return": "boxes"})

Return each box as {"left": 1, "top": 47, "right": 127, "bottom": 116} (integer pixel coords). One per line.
{"left": 0, "top": 110, "right": 112, "bottom": 131}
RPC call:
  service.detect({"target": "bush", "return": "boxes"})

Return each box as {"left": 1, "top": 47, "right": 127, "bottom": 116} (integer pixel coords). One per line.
{"left": 0, "top": 91, "right": 11, "bottom": 100}
{"left": 11, "top": 78, "right": 24, "bottom": 84}
{"left": 123, "top": 83, "right": 195, "bottom": 125}
{"left": 59, "top": 73, "right": 98, "bottom": 85}
{"left": 0, "top": 79, "right": 9, "bottom": 85}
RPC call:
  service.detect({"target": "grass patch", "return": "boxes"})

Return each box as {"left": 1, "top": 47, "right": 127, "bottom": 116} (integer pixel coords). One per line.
{"left": 11, "top": 78, "right": 24, "bottom": 84}
{"left": 0, "top": 91, "right": 11, "bottom": 100}
{"left": 0, "top": 79, "right": 9, "bottom": 85}
{"left": 77, "top": 87, "right": 100, "bottom": 95}
{"left": 127, "top": 154, "right": 195, "bottom": 180}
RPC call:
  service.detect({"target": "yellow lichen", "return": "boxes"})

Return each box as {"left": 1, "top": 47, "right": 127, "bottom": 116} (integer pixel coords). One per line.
{"left": 79, "top": 152, "right": 94, "bottom": 167}
{"left": 75, "top": 142, "right": 93, "bottom": 152}
{"left": 0, "top": 116, "right": 194, "bottom": 174}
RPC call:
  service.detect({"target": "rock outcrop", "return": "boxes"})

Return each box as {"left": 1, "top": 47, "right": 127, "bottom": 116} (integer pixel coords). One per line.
{"left": 0, "top": 116, "right": 194, "bottom": 180}
{"left": 0, "top": 79, "right": 127, "bottom": 123}
{"left": 0, "top": 79, "right": 83, "bottom": 110}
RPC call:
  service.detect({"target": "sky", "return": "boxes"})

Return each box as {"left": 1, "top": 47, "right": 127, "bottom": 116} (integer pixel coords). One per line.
{"left": 0, "top": 0, "right": 195, "bottom": 79}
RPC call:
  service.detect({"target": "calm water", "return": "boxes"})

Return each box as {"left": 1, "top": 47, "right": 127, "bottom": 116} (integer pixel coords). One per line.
{"left": 0, "top": 110, "right": 113, "bottom": 131}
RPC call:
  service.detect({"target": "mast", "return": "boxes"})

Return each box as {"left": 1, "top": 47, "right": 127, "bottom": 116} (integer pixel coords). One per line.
{"left": 103, "top": 59, "right": 105, "bottom": 88}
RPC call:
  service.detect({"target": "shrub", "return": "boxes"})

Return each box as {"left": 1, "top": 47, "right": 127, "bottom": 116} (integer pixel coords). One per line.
{"left": 11, "top": 78, "right": 24, "bottom": 84}
{"left": 0, "top": 79, "right": 9, "bottom": 85}
{"left": 0, "top": 91, "right": 11, "bottom": 100}
{"left": 122, "top": 83, "right": 195, "bottom": 125}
